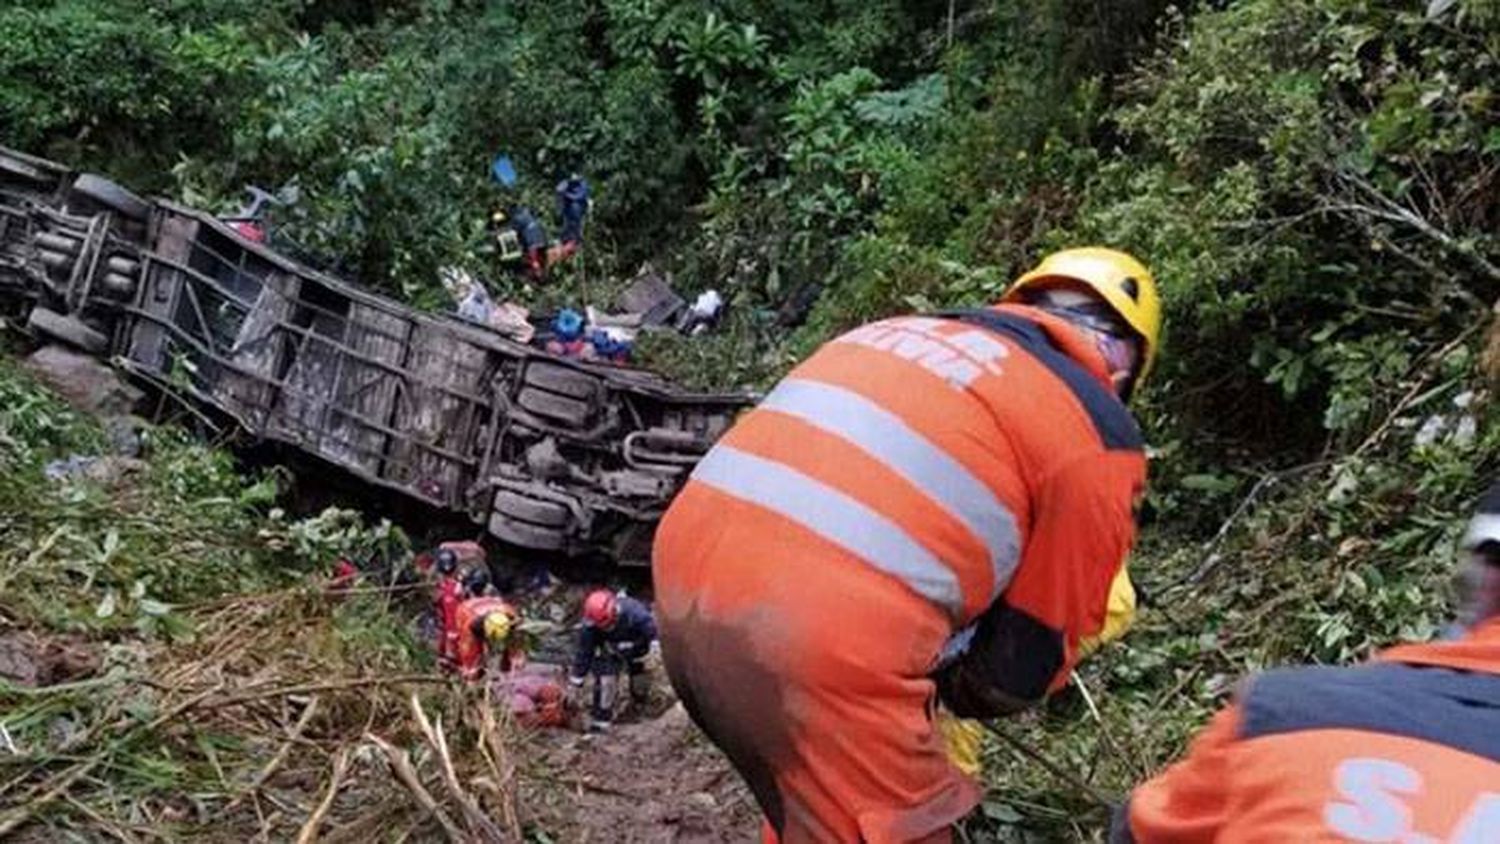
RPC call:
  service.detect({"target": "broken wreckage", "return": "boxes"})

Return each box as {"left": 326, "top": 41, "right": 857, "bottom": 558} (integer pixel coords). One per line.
{"left": 0, "top": 147, "right": 751, "bottom": 564}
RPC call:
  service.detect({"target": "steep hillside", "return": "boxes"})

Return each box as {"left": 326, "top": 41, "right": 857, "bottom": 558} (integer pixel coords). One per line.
{"left": 3, "top": 0, "right": 1498, "bottom": 840}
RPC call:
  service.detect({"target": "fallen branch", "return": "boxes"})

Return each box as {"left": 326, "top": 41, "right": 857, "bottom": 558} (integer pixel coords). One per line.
{"left": 1349, "top": 323, "right": 1482, "bottom": 461}
{"left": 1167, "top": 461, "right": 1325, "bottom": 593}
{"left": 367, "top": 732, "right": 467, "bottom": 842}
{"left": 62, "top": 795, "right": 141, "bottom": 844}
{"left": 566, "top": 776, "right": 646, "bottom": 800}
{"left": 320, "top": 806, "right": 400, "bottom": 844}
{"left": 0, "top": 698, "right": 126, "bottom": 800}
{"left": 409, "top": 694, "right": 506, "bottom": 843}
{"left": 474, "top": 697, "right": 522, "bottom": 840}
{"left": 523, "top": 767, "right": 650, "bottom": 800}
{"left": 225, "top": 695, "right": 321, "bottom": 812}
{"left": 207, "top": 674, "right": 448, "bottom": 709}
{"left": 0, "top": 526, "right": 65, "bottom": 594}
{"left": 0, "top": 759, "right": 102, "bottom": 838}
{"left": 1070, "top": 672, "right": 1143, "bottom": 780}
{"left": 0, "top": 669, "right": 134, "bottom": 699}
{"left": 979, "top": 720, "right": 1116, "bottom": 810}
{"left": 295, "top": 747, "right": 350, "bottom": 844}
{"left": 1151, "top": 665, "right": 1204, "bottom": 715}
{"left": 1333, "top": 171, "right": 1500, "bottom": 286}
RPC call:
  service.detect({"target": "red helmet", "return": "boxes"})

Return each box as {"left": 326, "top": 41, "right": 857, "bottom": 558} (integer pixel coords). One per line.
{"left": 582, "top": 589, "right": 619, "bottom": 629}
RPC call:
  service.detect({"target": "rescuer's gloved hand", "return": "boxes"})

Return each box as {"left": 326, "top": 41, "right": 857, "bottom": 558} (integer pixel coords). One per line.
{"left": 934, "top": 654, "right": 1036, "bottom": 719}
{"left": 932, "top": 600, "right": 1058, "bottom": 719}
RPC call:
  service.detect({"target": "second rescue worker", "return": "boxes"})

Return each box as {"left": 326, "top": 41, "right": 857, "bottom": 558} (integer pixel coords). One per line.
{"left": 653, "top": 247, "right": 1162, "bottom": 842}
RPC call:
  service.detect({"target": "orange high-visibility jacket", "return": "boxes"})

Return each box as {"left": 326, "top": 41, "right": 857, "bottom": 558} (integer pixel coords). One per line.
{"left": 1116, "top": 619, "right": 1500, "bottom": 843}
{"left": 676, "top": 304, "right": 1146, "bottom": 709}
{"left": 453, "top": 595, "right": 520, "bottom": 680}
{"left": 435, "top": 576, "right": 463, "bottom": 663}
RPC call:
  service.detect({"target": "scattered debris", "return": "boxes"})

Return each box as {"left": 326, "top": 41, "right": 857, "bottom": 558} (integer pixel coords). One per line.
{"left": 0, "top": 563, "right": 755, "bottom": 841}
{"left": 681, "top": 289, "right": 724, "bottom": 335}
{"left": 617, "top": 267, "right": 686, "bottom": 328}
{"left": 1411, "top": 389, "right": 1482, "bottom": 449}
{"left": 42, "top": 454, "right": 146, "bottom": 485}
{"left": 440, "top": 266, "right": 537, "bottom": 343}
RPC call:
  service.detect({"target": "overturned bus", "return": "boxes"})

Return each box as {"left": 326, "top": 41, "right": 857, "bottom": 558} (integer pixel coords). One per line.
{"left": 0, "top": 146, "right": 751, "bottom": 564}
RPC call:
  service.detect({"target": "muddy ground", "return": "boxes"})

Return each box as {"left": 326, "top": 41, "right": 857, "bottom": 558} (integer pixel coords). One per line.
{"left": 501, "top": 581, "right": 760, "bottom": 842}
{"left": 519, "top": 703, "right": 760, "bottom": 843}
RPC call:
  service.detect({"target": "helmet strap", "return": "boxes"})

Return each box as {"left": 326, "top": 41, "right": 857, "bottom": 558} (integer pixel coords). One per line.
{"left": 1093, "top": 331, "right": 1142, "bottom": 399}
{"left": 1029, "top": 295, "right": 1142, "bottom": 399}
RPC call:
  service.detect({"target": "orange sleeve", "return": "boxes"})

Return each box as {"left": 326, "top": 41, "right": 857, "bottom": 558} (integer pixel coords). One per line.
{"left": 1120, "top": 706, "right": 1242, "bottom": 844}
{"left": 934, "top": 448, "right": 1142, "bottom": 717}
{"left": 1004, "top": 448, "right": 1143, "bottom": 689}
{"left": 456, "top": 628, "right": 483, "bottom": 678}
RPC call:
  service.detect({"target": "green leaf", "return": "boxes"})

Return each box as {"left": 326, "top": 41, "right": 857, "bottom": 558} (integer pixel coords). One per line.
{"left": 95, "top": 591, "right": 117, "bottom": 619}
{"left": 981, "top": 800, "right": 1023, "bottom": 824}
{"left": 124, "top": 695, "right": 157, "bottom": 724}
{"left": 1181, "top": 474, "right": 1237, "bottom": 494}
{"left": 1484, "top": 127, "right": 1500, "bottom": 155}
{"left": 139, "top": 599, "right": 171, "bottom": 617}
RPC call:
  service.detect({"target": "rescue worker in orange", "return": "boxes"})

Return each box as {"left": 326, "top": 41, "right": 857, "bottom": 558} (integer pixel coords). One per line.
{"left": 1112, "top": 482, "right": 1500, "bottom": 843}
{"left": 432, "top": 548, "right": 464, "bottom": 667}
{"left": 653, "top": 247, "right": 1162, "bottom": 843}
{"left": 452, "top": 586, "right": 524, "bottom": 681}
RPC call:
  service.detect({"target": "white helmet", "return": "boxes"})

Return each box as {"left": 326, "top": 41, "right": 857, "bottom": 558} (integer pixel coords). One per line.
{"left": 1461, "top": 481, "right": 1500, "bottom": 553}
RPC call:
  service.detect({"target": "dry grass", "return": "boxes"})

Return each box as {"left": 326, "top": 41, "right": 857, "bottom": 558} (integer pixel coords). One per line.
{"left": 0, "top": 586, "right": 536, "bottom": 842}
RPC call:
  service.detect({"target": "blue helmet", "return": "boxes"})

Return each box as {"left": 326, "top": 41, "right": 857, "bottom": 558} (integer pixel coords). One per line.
{"left": 552, "top": 308, "right": 584, "bottom": 342}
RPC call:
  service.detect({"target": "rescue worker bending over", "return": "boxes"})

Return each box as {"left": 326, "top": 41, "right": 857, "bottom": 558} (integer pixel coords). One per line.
{"left": 569, "top": 589, "right": 657, "bottom": 732}
{"left": 653, "top": 247, "right": 1162, "bottom": 842}
{"left": 1112, "top": 482, "right": 1500, "bottom": 843}
{"left": 452, "top": 591, "right": 523, "bottom": 681}
{"left": 494, "top": 204, "right": 547, "bottom": 281}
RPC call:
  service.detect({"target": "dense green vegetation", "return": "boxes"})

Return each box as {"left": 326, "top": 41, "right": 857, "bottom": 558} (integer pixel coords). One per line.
{"left": 3, "top": 0, "right": 1499, "bottom": 838}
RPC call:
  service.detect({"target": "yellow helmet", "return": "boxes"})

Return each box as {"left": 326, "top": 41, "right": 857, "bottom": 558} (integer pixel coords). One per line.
{"left": 1002, "top": 247, "right": 1163, "bottom": 385}
{"left": 482, "top": 611, "right": 513, "bottom": 644}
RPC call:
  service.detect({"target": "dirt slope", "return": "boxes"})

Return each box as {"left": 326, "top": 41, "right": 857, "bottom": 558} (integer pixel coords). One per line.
{"left": 520, "top": 704, "right": 759, "bottom": 843}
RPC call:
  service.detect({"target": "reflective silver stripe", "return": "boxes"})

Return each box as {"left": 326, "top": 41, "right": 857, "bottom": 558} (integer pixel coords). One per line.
{"left": 761, "top": 378, "right": 1022, "bottom": 601}
{"left": 692, "top": 445, "right": 964, "bottom": 617}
